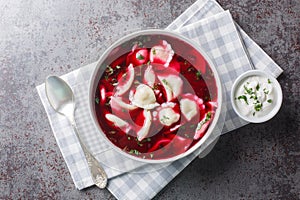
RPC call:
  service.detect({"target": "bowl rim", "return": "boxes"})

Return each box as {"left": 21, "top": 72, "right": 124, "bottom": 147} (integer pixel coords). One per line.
{"left": 230, "top": 69, "right": 283, "bottom": 123}
{"left": 88, "top": 29, "right": 223, "bottom": 163}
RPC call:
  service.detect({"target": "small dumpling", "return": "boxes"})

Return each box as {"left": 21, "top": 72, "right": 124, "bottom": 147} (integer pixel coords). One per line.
{"left": 150, "top": 40, "right": 174, "bottom": 67}
{"left": 158, "top": 107, "right": 180, "bottom": 126}
{"left": 180, "top": 98, "right": 198, "bottom": 121}
{"left": 131, "top": 84, "right": 159, "bottom": 109}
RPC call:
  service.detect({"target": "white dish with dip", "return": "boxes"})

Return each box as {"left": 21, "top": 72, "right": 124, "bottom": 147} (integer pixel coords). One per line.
{"left": 231, "top": 70, "right": 283, "bottom": 123}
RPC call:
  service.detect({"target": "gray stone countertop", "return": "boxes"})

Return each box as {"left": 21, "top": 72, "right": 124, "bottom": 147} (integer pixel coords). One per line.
{"left": 0, "top": 0, "right": 299, "bottom": 199}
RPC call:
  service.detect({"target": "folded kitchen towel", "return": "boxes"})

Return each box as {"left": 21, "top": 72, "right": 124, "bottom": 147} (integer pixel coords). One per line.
{"left": 36, "top": 0, "right": 283, "bottom": 199}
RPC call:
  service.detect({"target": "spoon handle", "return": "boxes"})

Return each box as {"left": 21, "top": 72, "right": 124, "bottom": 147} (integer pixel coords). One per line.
{"left": 70, "top": 122, "right": 108, "bottom": 188}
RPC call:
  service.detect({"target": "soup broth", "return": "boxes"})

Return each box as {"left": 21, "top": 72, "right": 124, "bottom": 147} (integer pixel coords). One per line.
{"left": 94, "top": 37, "right": 218, "bottom": 160}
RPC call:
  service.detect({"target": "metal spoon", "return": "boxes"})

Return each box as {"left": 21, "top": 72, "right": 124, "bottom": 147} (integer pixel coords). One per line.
{"left": 45, "top": 75, "right": 107, "bottom": 188}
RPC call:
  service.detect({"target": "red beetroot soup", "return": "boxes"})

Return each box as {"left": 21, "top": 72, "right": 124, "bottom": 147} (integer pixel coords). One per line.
{"left": 94, "top": 34, "right": 218, "bottom": 160}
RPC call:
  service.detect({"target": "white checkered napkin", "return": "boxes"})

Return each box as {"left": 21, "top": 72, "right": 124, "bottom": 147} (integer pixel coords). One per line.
{"left": 167, "top": 0, "right": 283, "bottom": 79}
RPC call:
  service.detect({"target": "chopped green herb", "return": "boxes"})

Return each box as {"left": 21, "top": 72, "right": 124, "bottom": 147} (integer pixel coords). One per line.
{"left": 196, "top": 71, "right": 201, "bottom": 80}
{"left": 162, "top": 79, "right": 168, "bottom": 85}
{"left": 254, "top": 103, "right": 263, "bottom": 111}
{"left": 152, "top": 49, "right": 156, "bottom": 55}
{"left": 95, "top": 97, "right": 100, "bottom": 104}
{"left": 267, "top": 99, "right": 273, "bottom": 103}
{"left": 161, "top": 115, "right": 170, "bottom": 123}
{"left": 238, "top": 95, "right": 249, "bottom": 105}
{"left": 206, "top": 112, "right": 212, "bottom": 120}
{"left": 263, "top": 88, "right": 269, "bottom": 94}
{"left": 104, "top": 75, "right": 109, "bottom": 81}
{"left": 253, "top": 112, "right": 256, "bottom": 116}
{"left": 129, "top": 149, "right": 140, "bottom": 155}
{"left": 147, "top": 60, "right": 151, "bottom": 65}
{"left": 268, "top": 79, "right": 272, "bottom": 84}
{"left": 136, "top": 53, "right": 145, "bottom": 60}
{"left": 244, "top": 85, "right": 253, "bottom": 95}
{"left": 163, "top": 115, "right": 169, "bottom": 120}
{"left": 134, "top": 150, "right": 140, "bottom": 155}
{"left": 256, "top": 84, "right": 260, "bottom": 91}
{"left": 196, "top": 112, "right": 212, "bottom": 131}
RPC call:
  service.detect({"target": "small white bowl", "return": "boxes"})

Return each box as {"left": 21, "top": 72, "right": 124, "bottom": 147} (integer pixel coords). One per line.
{"left": 231, "top": 70, "right": 283, "bottom": 123}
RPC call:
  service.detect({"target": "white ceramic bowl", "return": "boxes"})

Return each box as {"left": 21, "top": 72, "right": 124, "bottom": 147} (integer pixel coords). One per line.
{"left": 231, "top": 70, "right": 282, "bottom": 123}
{"left": 88, "top": 29, "right": 223, "bottom": 163}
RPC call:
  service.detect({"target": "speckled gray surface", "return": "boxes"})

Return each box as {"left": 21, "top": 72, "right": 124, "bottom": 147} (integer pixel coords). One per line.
{"left": 0, "top": 0, "right": 299, "bottom": 199}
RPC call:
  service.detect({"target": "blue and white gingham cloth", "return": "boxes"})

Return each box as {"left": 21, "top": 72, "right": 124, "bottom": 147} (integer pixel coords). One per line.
{"left": 36, "top": 0, "right": 283, "bottom": 199}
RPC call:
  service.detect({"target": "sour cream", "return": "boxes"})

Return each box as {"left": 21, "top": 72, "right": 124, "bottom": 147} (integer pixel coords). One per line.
{"left": 234, "top": 75, "right": 275, "bottom": 118}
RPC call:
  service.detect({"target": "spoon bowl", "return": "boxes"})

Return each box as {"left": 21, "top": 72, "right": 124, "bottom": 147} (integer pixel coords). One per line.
{"left": 45, "top": 76, "right": 75, "bottom": 120}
